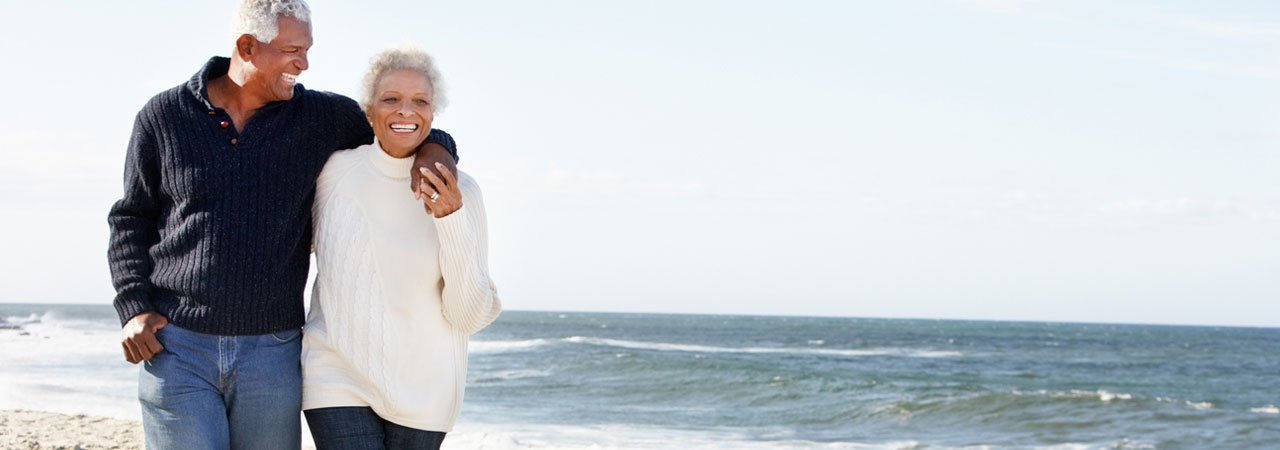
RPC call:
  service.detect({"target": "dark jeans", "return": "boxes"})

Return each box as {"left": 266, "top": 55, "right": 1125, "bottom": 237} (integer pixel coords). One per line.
{"left": 304, "top": 407, "right": 447, "bottom": 450}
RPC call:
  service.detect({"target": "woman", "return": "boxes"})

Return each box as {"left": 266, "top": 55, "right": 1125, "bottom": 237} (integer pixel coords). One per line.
{"left": 302, "top": 46, "right": 502, "bottom": 449}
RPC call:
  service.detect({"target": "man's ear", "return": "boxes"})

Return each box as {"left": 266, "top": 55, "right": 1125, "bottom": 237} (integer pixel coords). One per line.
{"left": 234, "top": 35, "right": 256, "bottom": 59}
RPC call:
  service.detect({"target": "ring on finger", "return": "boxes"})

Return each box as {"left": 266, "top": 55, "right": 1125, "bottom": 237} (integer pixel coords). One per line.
{"left": 430, "top": 191, "right": 440, "bottom": 202}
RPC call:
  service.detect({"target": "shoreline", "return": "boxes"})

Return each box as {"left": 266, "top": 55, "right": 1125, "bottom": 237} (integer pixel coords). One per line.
{"left": 0, "top": 409, "right": 512, "bottom": 450}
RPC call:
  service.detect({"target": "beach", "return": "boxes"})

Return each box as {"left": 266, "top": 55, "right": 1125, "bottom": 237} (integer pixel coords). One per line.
{"left": 0, "top": 410, "right": 530, "bottom": 450}
{"left": 0, "top": 410, "right": 142, "bottom": 450}
{"left": 0, "top": 411, "right": 521, "bottom": 450}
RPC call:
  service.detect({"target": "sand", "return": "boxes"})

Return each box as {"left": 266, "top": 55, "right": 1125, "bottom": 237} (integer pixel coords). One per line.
{"left": 0, "top": 410, "right": 143, "bottom": 450}
{"left": 0, "top": 410, "right": 523, "bottom": 450}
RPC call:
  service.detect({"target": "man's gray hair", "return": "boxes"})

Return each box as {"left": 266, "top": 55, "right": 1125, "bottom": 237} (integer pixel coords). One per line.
{"left": 361, "top": 46, "right": 447, "bottom": 113}
{"left": 230, "top": 0, "right": 312, "bottom": 43}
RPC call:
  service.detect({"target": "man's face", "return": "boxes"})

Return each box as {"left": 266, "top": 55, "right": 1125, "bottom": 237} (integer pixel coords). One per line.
{"left": 246, "top": 15, "right": 312, "bottom": 102}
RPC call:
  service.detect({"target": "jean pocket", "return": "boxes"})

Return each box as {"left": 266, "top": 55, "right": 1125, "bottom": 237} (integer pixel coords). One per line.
{"left": 269, "top": 328, "right": 302, "bottom": 344}
{"left": 153, "top": 322, "right": 182, "bottom": 345}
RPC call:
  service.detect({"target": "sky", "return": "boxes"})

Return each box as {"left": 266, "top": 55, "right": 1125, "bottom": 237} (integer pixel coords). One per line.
{"left": 0, "top": 1, "right": 1277, "bottom": 327}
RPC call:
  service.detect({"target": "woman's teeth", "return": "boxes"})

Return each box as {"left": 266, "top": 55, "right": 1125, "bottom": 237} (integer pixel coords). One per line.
{"left": 390, "top": 124, "right": 418, "bottom": 133}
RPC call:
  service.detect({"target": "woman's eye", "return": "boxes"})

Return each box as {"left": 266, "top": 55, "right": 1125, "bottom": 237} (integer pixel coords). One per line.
{"left": 382, "top": 97, "right": 397, "bottom": 103}
{"left": 414, "top": 99, "right": 429, "bottom": 106}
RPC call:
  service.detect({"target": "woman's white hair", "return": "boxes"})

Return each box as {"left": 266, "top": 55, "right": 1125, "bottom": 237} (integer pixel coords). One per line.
{"left": 361, "top": 46, "right": 447, "bottom": 113}
{"left": 230, "top": 0, "right": 312, "bottom": 43}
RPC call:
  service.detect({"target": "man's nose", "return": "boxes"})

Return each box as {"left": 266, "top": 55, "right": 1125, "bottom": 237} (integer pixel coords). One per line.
{"left": 296, "top": 51, "right": 309, "bottom": 71}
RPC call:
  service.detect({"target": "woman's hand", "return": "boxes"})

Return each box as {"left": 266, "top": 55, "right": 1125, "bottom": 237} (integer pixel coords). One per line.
{"left": 417, "top": 162, "right": 463, "bottom": 218}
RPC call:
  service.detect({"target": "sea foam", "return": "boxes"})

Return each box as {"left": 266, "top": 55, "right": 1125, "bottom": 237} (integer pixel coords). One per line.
{"left": 1013, "top": 389, "right": 1136, "bottom": 403}
{"left": 1186, "top": 401, "right": 1214, "bottom": 410}
{"left": 442, "top": 420, "right": 926, "bottom": 450}
{"left": 1250, "top": 405, "right": 1279, "bottom": 414}
{"left": 470, "top": 339, "right": 553, "bottom": 353}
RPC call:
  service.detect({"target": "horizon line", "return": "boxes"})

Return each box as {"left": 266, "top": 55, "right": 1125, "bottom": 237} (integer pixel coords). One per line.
{"left": 2, "top": 301, "right": 1275, "bottom": 331}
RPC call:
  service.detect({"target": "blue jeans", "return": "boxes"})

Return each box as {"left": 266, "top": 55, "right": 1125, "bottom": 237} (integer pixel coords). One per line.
{"left": 304, "top": 407, "right": 447, "bottom": 450}
{"left": 138, "top": 323, "right": 303, "bottom": 450}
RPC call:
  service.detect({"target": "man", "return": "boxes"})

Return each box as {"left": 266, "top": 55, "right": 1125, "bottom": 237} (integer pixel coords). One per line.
{"left": 107, "top": 1, "right": 455, "bottom": 448}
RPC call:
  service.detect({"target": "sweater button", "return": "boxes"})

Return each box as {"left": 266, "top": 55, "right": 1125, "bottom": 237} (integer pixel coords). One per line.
{"left": 208, "top": 110, "right": 216, "bottom": 116}
{"left": 219, "top": 121, "right": 229, "bottom": 128}
{"left": 230, "top": 138, "right": 238, "bottom": 145}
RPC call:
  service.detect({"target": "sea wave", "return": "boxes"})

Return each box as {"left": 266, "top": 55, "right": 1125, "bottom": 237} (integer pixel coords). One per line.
{"left": 0, "top": 318, "right": 120, "bottom": 362}
{"left": 468, "top": 336, "right": 963, "bottom": 359}
{"left": 1186, "top": 401, "right": 1214, "bottom": 410}
{"left": 1251, "top": 405, "right": 1280, "bottom": 414}
{"left": 1029, "top": 389, "right": 1135, "bottom": 403}
{"left": 562, "top": 336, "right": 962, "bottom": 358}
{"left": 1035, "top": 440, "right": 1155, "bottom": 450}
{"left": 871, "top": 389, "right": 1143, "bottom": 420}
{"left": 472, "top": 369, "right": 552, "bottom": 382}
{"left": 443, "top": 421, "right": 926, "bottom": 450}
{"left": 471, "top": 339, "right": 554, "bottom": 353}
{"left": 1, "top": 311, "right": 117, "bottom": 334}
{"left": 1, "top": 313, "right": 43, "bottom": 329}
{"left": 868, "top": 388, "right": 1248, "bottom": 424}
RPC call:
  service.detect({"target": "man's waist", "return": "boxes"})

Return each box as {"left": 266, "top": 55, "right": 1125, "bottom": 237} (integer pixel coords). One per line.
{"left": 153, "top": 292, "right": 305, "bottom": 336}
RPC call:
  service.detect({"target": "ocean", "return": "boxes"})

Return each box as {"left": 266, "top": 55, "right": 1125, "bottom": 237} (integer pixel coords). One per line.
{"left": 1, "top": 304, "right": 1276, "bottom": 449}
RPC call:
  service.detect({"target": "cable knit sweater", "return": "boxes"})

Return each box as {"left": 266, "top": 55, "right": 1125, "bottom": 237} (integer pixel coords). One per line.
{"left": 301, "top": 142, "right": 501, "bottom": 432}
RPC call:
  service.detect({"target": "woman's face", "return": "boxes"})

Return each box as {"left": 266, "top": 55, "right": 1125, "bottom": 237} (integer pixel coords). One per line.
{"left": 369, "top": 68, "right": 434, "bottom": 157}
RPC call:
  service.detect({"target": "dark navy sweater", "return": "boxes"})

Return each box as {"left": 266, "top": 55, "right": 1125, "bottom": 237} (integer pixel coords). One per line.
{"left": 107, "top": 57, "right": 457, "bottom": 335}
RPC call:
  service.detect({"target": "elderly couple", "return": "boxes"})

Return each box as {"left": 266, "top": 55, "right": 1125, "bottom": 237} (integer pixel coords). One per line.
{"left": 106, "top": 1, "right": 501, "bottom": 449}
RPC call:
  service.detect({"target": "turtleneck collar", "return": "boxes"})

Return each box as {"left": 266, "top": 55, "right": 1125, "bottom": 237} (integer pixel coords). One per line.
{"left": 368, "top": 139, "right": 416, "bottom": 179}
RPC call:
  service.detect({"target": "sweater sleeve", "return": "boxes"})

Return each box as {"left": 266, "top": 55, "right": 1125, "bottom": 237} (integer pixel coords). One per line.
{"left": 424, "top": 128, "right": 460, "bottom": 163}
{"left": 107, "top": 111, "right": 162, "bottom": 325}
{"left": 332, "top": 95, "right": 374, "bottom": 151}
{"left": 433, "top": 174, "right": 501, "bottom": 335}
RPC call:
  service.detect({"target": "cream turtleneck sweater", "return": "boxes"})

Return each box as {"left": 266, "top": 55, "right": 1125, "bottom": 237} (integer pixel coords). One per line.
{"left": 302, "top": 141, "right": 502, "bottom": 432}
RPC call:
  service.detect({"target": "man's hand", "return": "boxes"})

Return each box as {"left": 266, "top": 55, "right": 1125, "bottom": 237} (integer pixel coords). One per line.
{"left": 121, "top": 311, "right": 169, "bottom": 364}
{"left": 417, "top": 163, "right": 464, "bottom": 218}
{"left": 410, "top": 142, "right": 457, "bottom": 196}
